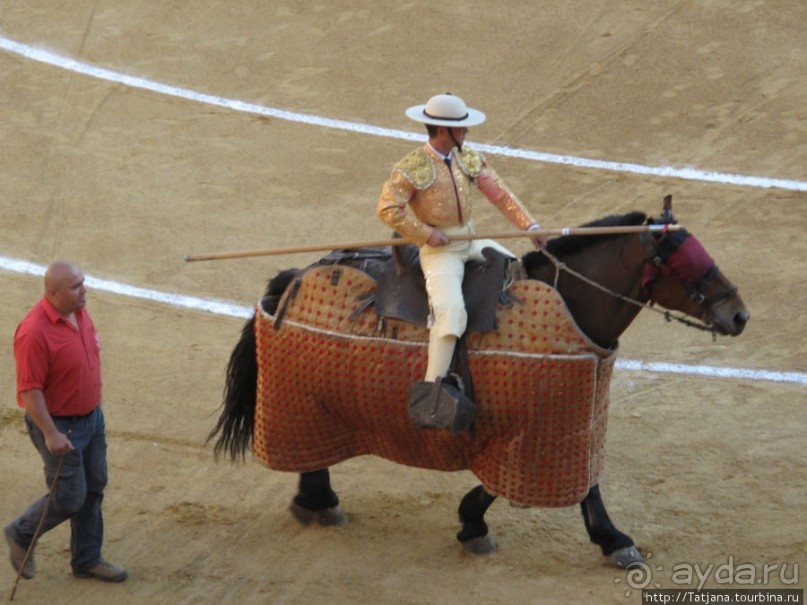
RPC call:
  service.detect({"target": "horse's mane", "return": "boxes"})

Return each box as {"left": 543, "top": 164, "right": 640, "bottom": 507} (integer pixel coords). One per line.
{"left": 522, "top": 211, "right": 647, "bottom": 271}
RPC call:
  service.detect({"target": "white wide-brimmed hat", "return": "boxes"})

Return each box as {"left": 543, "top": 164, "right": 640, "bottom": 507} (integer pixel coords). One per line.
{"left": 405, "top": 93, "right": 486, "bottom": 127}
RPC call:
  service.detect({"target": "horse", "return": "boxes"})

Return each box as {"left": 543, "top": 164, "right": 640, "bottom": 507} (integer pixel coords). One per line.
{"left": 208, "top": 199, "right": 748, "bottom": 569}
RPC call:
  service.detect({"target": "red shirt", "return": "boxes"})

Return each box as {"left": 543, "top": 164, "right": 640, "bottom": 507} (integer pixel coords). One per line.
{"left": 14, "top": 298, "right": 102, "bottom": 416}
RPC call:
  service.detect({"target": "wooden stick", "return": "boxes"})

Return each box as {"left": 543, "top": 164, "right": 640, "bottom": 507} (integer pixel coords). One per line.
{"left": 10, "top": 454, "right": 65, "bottom": 601}
{"left": 184, "top": 224, "right": 682, "bottom": 262}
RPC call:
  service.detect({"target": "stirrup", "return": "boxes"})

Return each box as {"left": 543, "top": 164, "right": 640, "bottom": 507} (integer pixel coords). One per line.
{"left": 409, "top": 377, "right": 476, "bottom": 433}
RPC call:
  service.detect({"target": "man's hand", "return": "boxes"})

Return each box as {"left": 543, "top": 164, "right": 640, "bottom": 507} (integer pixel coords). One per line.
{"left": 528, "top": 224, "right": 547, "bottom": 249}
{"left": 426, "top": 228, "right": 450, "bottom": 247}
{"left": 20, "top": 389, "right": 75, "bottom": 456}
{"left": 44, "top": 430, "right": 74, "bottom": 456}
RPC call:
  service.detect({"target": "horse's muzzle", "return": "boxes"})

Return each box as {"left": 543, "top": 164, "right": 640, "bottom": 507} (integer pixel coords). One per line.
{"left": 711, "top": 306, "right": 749, "bottom": 336}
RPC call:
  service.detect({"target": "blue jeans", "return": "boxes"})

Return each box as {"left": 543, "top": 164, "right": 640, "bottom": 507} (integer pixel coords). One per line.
{"left": 8, "top": 406, "right": 108, "bottom": 572}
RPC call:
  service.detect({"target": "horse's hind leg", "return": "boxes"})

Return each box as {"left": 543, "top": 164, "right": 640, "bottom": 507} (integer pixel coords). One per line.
{"left": 580, "top": 484, "right": 642, "bottom": 568}
{"left": 457, "top": 485, "right": 497, "bottom": 554}
{"left": 289, "top": 469, "right": 347, "bottom": 527}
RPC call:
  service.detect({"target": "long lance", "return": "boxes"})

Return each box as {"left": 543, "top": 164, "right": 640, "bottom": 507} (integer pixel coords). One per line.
{"left": 184, "top": 224, "right": 680, "bottom": 262}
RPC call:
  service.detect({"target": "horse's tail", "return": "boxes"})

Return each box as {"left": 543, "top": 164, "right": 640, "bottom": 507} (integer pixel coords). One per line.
{"left": 207, "top": 269, "right": 299, "bottom": 461}
{"left": 207, "top": 314, "right": 259, "bottom": 461}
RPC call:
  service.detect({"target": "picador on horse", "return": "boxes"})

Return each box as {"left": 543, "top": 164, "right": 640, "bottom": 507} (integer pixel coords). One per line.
{"left": 208, "top": 93, "right": 749, "bottom": 569}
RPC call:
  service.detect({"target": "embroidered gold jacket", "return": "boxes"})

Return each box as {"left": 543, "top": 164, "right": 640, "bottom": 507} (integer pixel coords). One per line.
{"left": 376, "top": 144, "right": 536, "bottom": 247}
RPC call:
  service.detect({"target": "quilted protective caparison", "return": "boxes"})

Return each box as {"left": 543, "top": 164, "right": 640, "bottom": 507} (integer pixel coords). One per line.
{"left": 253, "top": 265, "right": 616, "bottom": 507}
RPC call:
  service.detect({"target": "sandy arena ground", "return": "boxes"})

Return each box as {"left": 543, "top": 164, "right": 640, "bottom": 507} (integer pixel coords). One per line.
{"left": 0, "top": 2, "right": 805, "bottom": 603}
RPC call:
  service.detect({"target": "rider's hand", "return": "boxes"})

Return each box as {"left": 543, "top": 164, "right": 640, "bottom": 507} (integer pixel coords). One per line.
{"left": 528, "top": 224, "right": 547, "bottom": 250}
{"left": 426, "top": 228, "right": 450, "bottom": 247}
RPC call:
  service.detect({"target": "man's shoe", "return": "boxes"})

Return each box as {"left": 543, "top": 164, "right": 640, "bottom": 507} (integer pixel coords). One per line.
{"left": 73, "top": 559, "right": 128, "bottom": 582}
{"left": 4, "top": 524, "right": 35, "bottom": 580}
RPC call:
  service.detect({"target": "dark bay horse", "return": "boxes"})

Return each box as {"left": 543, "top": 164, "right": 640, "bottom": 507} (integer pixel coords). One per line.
{"left": 209, "top": 201, "right": 748, "bottom": 569}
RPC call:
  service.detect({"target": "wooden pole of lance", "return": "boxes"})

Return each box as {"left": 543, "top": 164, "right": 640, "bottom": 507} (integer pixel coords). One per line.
{"left": 184, "top": 224, "right": 681, "bottom": 263}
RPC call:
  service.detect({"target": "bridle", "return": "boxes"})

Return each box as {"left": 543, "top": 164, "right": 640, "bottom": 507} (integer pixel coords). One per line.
{"left": 641, "top": 225, "right": 737, "bottom": 311}
{"left": 667, "top": 264, "right": 737, "bottom": 308}
{"left": 537, "top": 222, "right": 737, "bottom": 339}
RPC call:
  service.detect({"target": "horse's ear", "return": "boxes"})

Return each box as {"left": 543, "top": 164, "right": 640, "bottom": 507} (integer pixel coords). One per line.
{"left": 661, "top": 194, "right": 675, "bottom": 223}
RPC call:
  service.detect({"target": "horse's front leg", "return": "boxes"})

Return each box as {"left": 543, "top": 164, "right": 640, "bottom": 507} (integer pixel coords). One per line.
{"left": 580, "top": 484, "right": 642, "bottom": 568}
{"left": 289, "top": 469, "right": 347, "bottom": 526}
{"left": 457, "top": 485, "right": 497, "bottom": 554}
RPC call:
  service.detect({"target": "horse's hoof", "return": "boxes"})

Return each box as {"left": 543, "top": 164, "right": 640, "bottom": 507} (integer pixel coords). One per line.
{"left": 610, "top": 545, "right": 643, "bottom": 569}
{"left": 289, "top": 502, "right": 348, "bottom": 527}
{"left": 461, "top": 534, "right": 497, "bottom": 555}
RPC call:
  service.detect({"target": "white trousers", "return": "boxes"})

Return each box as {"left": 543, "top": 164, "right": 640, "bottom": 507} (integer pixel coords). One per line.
{"left": 419, "top": 221, "right": 514, "bottom": 381}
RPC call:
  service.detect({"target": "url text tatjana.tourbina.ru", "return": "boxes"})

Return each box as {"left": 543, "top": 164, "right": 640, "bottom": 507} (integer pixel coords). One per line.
{"left": 642, "top": 588, "right": 803, "bottom": 605}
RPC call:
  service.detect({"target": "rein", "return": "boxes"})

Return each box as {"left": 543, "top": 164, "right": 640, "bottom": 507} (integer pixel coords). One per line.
{"left": 537, "top": 247, "right": 721, "bottom": 339}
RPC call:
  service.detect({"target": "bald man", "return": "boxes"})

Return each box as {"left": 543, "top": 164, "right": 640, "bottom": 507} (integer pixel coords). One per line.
{"left": 5, "top": 262, "right": 127, "bottom": 583}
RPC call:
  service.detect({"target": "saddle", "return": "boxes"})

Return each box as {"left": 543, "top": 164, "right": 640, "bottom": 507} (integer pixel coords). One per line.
{"left": 378, "top": 243, "right": 509, "bottom": 331}
{"left": 303, "top": 242, "right": 515, "bottom": 333}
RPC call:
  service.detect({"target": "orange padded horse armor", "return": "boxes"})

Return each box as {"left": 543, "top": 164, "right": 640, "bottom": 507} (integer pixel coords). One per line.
{"left": 253, "top": 265, "right": 615, "bottom": 508}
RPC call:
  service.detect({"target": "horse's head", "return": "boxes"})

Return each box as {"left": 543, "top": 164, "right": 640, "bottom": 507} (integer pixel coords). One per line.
{"left": 642, "top": 196, "right": 749, "bottom": 336}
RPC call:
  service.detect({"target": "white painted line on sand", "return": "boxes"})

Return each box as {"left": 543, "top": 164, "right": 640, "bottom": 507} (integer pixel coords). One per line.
{"left": 614, "top": 359, "right": 805, "bottom": 385}
{"left": 1, "top": 35, "right": 806, "bottom": 191}
{"left": 1, "top": 256, "right": 252, "bottom": 319}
